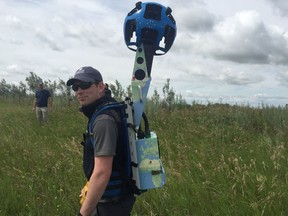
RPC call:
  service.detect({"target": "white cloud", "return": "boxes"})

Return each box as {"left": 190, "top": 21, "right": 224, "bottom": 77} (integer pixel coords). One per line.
{"left": 188, "top": 10, "right": 288, "bottom": 65}
{"left": 266, "top": 0, "right": 288, "bottom": 16}
{"left": 35, "top": 28, "right": 65, "bottom": 51}
{"left": 217, "top": 68, "right": 264, "bottom": 85}
{"left": 0, "top": 0, "right": 288, "bottom": 106}
{"left": 277, "top": 71, "right": 288, "bottom": 87}
{"left": 0, "top": 15, "right": 22, "bottom": 28}
{"left": 176, "top": 5, "right": 216, "bottom": 32}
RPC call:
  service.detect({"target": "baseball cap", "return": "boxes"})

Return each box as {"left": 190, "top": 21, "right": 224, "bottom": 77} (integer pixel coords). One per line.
{"left": 66, "top": 66, "right": 103, "bottom": 86}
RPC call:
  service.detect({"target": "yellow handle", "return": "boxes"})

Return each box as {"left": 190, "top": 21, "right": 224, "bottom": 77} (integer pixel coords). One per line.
{"left": 79, "top": 181, "right": 89, "bottom": 205}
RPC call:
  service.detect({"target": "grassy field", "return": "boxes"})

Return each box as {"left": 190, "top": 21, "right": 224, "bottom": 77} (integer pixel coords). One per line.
{"left": 0, "top": 100, "right": 287, "bottom": 216}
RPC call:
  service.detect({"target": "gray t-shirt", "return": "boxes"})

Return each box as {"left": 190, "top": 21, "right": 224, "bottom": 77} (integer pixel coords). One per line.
{"left": 92, "top": 114, "right": 118, "bottom": 156}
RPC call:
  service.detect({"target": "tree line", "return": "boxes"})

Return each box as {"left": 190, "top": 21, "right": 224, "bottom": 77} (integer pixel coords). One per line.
{"left": 0, "top": 71, "right": 187, "bottom": 108}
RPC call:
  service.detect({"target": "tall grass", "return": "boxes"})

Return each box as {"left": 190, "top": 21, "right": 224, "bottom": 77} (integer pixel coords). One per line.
{"left": 0, "top": 101, "right": 85, "bottom": 216}
{"left": 0, "top": 101, "right": 287, "bottom": 215}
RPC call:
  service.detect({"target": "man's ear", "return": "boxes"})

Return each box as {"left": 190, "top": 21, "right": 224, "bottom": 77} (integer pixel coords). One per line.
{"left": 98, "top": 82, "right": 105, "bottom": 92}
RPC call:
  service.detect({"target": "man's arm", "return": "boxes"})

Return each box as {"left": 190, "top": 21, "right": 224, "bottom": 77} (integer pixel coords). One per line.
{"left": 80, "top": 156, "right": 113, "bottom": 216}
{"left": 32, "top": 98, "right": 36, "bottom": 111}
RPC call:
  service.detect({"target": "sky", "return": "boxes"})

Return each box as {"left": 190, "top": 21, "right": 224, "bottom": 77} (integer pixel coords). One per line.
{"left": 0, "top": 0, "right": 288, "bottom": 107}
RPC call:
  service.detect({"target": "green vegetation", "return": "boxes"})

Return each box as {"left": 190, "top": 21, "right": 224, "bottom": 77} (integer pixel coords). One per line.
{"left": 1, "top": 73, "right": 186, "bottom": 108}
{"left": 0, "top": 100, "right": 287, "bottom": 215}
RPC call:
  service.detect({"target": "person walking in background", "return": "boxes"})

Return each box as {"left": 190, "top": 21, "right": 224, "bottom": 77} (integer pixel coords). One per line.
{"left": 66, "top": 66, "right": 135, "bottom": 216}
{"left": 104, "top": 83, "right": 112, "bottom": 97}
{"left": 32, "top": 81, "right": 52, "bottom": 123}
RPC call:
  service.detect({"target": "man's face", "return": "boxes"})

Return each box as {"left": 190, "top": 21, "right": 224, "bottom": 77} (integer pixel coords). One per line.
{"left": 73, "top": 81, "right": 104, "bottom": 107}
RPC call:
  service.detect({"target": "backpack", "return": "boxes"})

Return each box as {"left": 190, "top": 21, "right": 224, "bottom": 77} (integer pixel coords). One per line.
{"left": 88, "top": 98, "right": 166, "bottom": 195}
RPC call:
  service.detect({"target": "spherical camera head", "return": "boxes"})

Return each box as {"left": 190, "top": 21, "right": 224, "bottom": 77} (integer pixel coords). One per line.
{"left": 124, "top": 1, "right": 177, "bottom": 55}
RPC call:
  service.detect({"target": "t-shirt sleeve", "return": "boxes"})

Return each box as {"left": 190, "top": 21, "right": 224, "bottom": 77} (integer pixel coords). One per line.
{"left": 92, "top": 114, "right": 118, "bottom": 156}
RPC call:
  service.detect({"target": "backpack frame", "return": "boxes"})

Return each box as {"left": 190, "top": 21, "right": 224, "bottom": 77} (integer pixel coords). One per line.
{"left": 88, "top": 99, "right": 165, "bottom": 195}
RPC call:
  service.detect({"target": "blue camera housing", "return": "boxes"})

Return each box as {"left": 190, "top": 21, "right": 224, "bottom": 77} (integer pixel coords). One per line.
{"left": 124, "top": 1, "right": 177, "bottom": 55}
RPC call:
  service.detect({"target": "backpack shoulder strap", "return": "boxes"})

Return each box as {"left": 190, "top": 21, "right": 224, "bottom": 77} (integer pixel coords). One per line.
{"left": 87, "top": 102, "right": 125, "bottom": 135}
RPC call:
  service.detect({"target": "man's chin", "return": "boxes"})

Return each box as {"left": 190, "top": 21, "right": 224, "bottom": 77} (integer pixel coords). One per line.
{"left": 79, "top": 101, "right": 88, "bottom": 107}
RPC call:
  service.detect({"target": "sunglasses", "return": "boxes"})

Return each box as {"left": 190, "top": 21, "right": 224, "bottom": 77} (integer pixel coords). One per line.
{"left": 72, "top": 82, "right": 96, "bottom": 92}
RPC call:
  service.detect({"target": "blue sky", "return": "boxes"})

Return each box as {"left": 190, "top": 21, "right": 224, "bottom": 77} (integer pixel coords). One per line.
{"left": 0, "top": 0, "right": 288, "bottom": 106}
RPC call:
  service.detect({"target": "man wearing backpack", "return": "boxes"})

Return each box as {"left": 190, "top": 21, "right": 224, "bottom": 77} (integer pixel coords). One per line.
{"left": 66, "top": 66, "right": 136, "bottom": 216}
